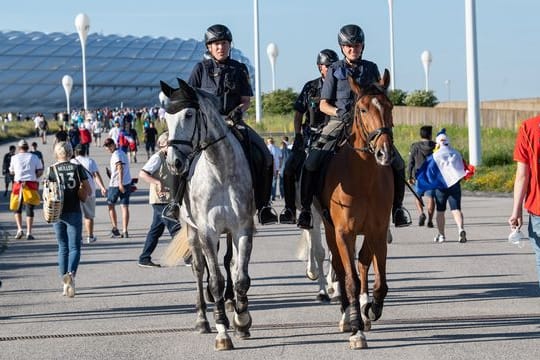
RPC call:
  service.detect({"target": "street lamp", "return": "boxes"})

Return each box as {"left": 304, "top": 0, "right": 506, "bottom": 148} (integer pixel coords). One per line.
{"left": 444, "top": 79, "right": 451, "bottom": 101}
{"left": 387, "top": 0, "right": 396, "bottom": 90}
{"left": 62, "top": 75, "right": 73, "bottom": 115}
{"left": 75, "top": 13, "right": 90, "bottom": 111}
{"left": 421, "top": 50, "right": 432, "bottom": 91}
{"left": 266, "top": 42, "right": 279, "bottom": 92}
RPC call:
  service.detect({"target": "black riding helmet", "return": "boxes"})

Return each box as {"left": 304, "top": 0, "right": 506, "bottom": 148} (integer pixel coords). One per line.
{"left": 338, "top": 24, "right": 365, "bottom": 46}
{"left": 204, "top": 24, "right": 233, "bottom": 45}
{"left": 316, "top": 49, "right": 339, "bottom": 66}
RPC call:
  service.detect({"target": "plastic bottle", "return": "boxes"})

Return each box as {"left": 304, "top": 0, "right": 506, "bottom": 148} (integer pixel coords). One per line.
{"left": 508, "top": 228, "right": 527, "bottom": 248}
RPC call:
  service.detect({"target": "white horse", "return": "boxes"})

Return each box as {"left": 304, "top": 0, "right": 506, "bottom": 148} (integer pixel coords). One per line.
{"left": 160, "top": 78, "right": 255, "bottom": 351}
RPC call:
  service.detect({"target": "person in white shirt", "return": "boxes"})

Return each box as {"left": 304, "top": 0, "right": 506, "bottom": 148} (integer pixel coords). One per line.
{"left": 9, "top": 139, "right": 43, "bottom": 239}
{"left": 103, "top": 137, "right": 132, "bottom": 238}
{"left": 71, "top": 144, "right": 107, "bottom": 243}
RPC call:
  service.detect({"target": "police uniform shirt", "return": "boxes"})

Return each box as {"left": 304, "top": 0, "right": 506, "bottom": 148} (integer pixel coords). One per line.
{"left": 188, "top": 58, "right": 253, "bottom": 115}
{"left": 293, "top": 77, "right": 329, "bottom": 129}
{"left": 320, "top": 59, "right": 380, "bottom": 117}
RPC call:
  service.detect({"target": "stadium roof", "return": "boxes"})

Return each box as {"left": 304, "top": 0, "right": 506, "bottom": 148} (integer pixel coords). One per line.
{"left": 0, "top": 30, "right": 253, "bottom": 115}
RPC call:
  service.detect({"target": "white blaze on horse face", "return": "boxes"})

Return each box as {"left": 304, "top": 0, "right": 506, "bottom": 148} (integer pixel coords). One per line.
{"left": 165, "top": 107, "right": 197, "bottom": 174}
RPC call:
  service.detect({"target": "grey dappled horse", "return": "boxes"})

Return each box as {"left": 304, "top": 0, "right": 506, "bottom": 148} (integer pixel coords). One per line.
{"left": 160, "top": 78, "right": 255, "bottom": 351}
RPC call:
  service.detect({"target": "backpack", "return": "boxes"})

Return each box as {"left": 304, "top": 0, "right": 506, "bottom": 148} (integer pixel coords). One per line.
{"left": 42, "top": 165, "right": 64, "bottom": 223}
{"left": 38, "top": 119, "right": 47, "bottom": 130}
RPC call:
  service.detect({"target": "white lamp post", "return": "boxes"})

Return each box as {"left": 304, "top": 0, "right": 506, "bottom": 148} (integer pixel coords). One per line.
{"left": 62, "top": 75, "right": 73, "bottom": 115}
{"left": 387, "top": 0, "right": 396, "bottom": 90}
{"left": 75, "top": 13, "right": 90, "bottom": 111}
{"left": 421, "top": 50, "right": 432, "bottom": 91}
{"left": 266, "top": 42, "right": 279, "bottom": 92}
{"left": 444, "top": 79, "right": 451, "bottom": 101}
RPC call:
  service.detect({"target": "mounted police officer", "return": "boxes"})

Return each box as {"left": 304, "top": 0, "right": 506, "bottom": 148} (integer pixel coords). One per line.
{"left": 188, "top": 24, "right": 277, "bottom": 225}
{"left": 279, "top": 49, "right": 339, "bottom": 224}
{"left": 296, "top": 24, "right": 411, "bottom": 229}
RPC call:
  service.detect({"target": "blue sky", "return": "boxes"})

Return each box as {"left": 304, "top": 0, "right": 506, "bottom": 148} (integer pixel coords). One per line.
{"left": 3, "top": 0, "right": 539, "bottom": 102}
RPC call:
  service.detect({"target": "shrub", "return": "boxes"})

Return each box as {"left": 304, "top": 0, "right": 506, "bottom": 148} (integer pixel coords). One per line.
{"left": 404, "top": 90, "right": 439, "bottom": 107}
{"left": 388, "top": 89, "right": 407, "bottom": 106}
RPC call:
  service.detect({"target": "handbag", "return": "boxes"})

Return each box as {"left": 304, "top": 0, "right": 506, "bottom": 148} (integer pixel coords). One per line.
{"left": 42, "top": 166, "right": 64, "bottom": 223}
{"left": 75, "top": 166, "right": 91, "bottom": 202}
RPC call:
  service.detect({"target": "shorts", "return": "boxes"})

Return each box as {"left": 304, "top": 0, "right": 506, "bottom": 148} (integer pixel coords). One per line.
{"left": 80, "top": 195, "right": 96, "bottom": 219}
{"left": 415, "top": 184, "right": 435, "bottom": 198}
{"left": 107, "top": 186, "right": 131, "bottom": 206}
{"left": 434, "top": 182, "right": 461, "bottom": 212}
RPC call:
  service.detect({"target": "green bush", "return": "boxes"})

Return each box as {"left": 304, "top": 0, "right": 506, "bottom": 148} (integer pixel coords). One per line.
{"left": 247, "top": 88, "right": 298, "bottom": 116}
{"left": 388, "top": 89, "right": 407, "bottom": 106}
{"left": 404, "top": 90, "right": 439, "bottom": 107}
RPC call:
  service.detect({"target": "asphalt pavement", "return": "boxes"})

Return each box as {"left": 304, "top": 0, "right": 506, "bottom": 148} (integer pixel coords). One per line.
{"left": 0, "top": 134, "right": 539, "bottom": 360}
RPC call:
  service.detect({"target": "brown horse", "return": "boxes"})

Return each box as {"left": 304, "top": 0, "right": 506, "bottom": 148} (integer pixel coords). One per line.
{"left": 319, "top": 69, "right": 394, "bottom": 349}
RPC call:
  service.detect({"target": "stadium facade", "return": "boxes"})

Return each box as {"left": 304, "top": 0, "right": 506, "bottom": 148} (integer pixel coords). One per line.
{"left": 0, "top": 30, "right": 253, "bottom": 116}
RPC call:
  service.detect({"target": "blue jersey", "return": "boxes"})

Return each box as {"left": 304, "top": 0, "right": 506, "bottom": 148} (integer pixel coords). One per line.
{"left": 320, "top": 59, "right": 380, "bottom": 117}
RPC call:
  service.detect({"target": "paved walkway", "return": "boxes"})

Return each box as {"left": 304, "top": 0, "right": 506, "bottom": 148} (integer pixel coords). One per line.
{"left": 0, "top": 135, "right": 539, "bottom": 359}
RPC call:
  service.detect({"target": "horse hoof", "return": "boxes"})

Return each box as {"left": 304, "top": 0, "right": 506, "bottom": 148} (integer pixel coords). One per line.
{"left": 306, "top": 270, "right": 319, "bottom": 281}
{"left": 330, "top": 295, "right": 341, "bottom": 304}
{"left": 349, "top": 333, "right": 368, "bottom": 349}
{"left": 234, "top": 329, "right": 251, "bottom": 339}
{"left": 316, "top": 293, "right": 331, "bottom": 303}
{"left": 339, "top": 320, "right": 352, "bottom": 333}
{"left": 215, "top": 336, "right": 234, "bottom": 351}
{"left": 195, "top": 320, "right": 211, "bottom": 334}
{"left": 363, "top": 319, "right": 372, "bottom": 332}
{"left": 225, "top": 299, "right": 236, "bottom": 313}
{"left": 366, "top": 302, "right": 384, "bottom": 321}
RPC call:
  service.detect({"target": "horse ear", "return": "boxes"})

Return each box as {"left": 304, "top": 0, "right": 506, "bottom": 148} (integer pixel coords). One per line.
{"left": 160, "top": 80, "right": 175, "bottom": 98}
{"left": 177, "top": 78, "right": 198, "bottom": 103}
{"left": 348, "top": 76, "right": 362, "bottom": 97}
{"left": 380, "top": 69, "right": 391, "bottom": 90}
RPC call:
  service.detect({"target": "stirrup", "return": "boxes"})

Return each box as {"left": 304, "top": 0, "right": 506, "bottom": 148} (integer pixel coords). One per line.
{"left": 161, "top": 202, "right": 181, "bottom": 223}
{"left": 297, "top": 210, "right": 313, "bottom": 229}
{"left": 279, "top": 208, "right": 296, "bottom": 224}
{"left": 393, "top": 207, "right": 412, "bottom": 228}
{"left": 258, "top": 206, "right": 278, "bottom": 225}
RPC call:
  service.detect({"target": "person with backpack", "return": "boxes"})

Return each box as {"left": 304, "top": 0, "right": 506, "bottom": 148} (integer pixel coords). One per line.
{"left": 37, "top": 114, "right": 48, "bottom": 144}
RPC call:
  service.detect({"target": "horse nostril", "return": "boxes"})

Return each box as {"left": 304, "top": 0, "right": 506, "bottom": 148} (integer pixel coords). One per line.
{"left": 174, "top": 159, "right": 183, "bottom": 170}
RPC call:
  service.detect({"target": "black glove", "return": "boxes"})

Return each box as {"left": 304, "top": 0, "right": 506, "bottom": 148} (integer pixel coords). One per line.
{"left": 339, "top": 112, "right": 353, "bottom": 126}
{"left": 292, "top": 133, "right": 304, "bottom": 152}
{"left": 227, "top": 106, "right": 243, "bottom": 124}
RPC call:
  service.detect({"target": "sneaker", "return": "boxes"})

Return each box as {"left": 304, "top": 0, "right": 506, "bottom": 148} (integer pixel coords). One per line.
{"left": 183, "top": 254, "right": 193, "bottom": 267}
{"left": 121, "top": 232, "right": 129, "bottom": 238}
{"left": 297, "top": 210, "right": 313, "bottom": 229}
{"left": 418, "top": 213, "right": 426, "bottom": 226}
{"left": 279, "top": 208, "right": 296, "bottom": 224}
{"left": 26, "top": 234, "right": 35, "bottom": 240}
{"left": 427, "top": 220, "right": 434, "bottom": 228}
{"left": 459, "top": 230, "right": 467, "bottom": 243}
{"left": 434, "top": 234, "right": 445, "bottom": 243}
{"left": 393, "top": 207, "right": 412, "bottom": 227}
{"left": 258, "top": 206, "right": 278, "bottom": 225}
{"left": 138, "top": 260, "right": 161, "bottom": 268}
{"left": 110, "top": 228, "right": 121, "bottom": 238}
{"left": 15, "top": 230, "right": 23, "bottom": 240}
{"left": 63, "top": 273, "right": 75, "bottom": 298}
{"left": 86, "top": 236, "right": 97, "bottom": 244}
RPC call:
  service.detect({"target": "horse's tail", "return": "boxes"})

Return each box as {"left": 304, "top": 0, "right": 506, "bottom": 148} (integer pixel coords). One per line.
{"left": 296, "top": 229, "right": 310, "bottom": 261}
{"left": 161, "top": 225, "right": 191, "bottom": 267}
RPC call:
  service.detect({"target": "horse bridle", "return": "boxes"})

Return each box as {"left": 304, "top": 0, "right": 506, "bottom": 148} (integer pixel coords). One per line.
{"left": 352, "top": 94, "right": 393, "bottom": 154}
{"left": 167, "top": 108, "right": 228, "bottom": 171}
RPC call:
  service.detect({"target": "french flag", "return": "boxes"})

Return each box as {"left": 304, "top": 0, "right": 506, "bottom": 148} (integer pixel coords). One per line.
{"left": 415, "top": 145, "right": 467, "bottom": 193}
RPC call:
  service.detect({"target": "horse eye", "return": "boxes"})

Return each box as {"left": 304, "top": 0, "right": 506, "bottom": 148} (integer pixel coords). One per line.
{"left": 185, "top": 109, "right": 193, "bottom": 118}
{"left": 359, "top": 108, "right": 368, "bottom": 114}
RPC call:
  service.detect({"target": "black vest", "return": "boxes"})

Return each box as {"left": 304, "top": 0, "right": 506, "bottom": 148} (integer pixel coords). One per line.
{"left": 199, "top": 59, "right": 245, "bottom": 115}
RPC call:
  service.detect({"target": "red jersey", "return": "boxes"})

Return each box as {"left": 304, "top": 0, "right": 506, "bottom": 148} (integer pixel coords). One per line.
{"left": 79, "top": 128, "right": 92, "bottom": 145}
{"left": 514, "top": 115, "right": 540, "bottom": 216}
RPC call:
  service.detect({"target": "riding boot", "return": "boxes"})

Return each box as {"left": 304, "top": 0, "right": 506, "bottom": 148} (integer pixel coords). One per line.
{"left": 391, "top": 163, "right": 411, "bottom": 227}
{"left": 162, "top": 174, "right": 185, "bottom": 224}
{"left": 297, "top": 168, "right": 316, "bottom": 229}
{"left": 279, "top": 153, "right": 303, "bottom": 224}
{"left": 257, "top": 164, "right": 278, "bottom": 225}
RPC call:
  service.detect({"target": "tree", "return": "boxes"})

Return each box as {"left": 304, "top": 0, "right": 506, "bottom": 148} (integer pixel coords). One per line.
{"left": 261, "top": 88, "right": 297, "bottom": 115}
{"left": 404, "top": 90, "right": 439, "bottom": 107}
{"left": 388, "top": 89, "right": 407, "bottom": 106}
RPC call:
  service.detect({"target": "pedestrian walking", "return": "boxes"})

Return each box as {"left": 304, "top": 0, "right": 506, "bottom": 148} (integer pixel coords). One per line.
{"left": 48, "top": 141, "right": 91, "bottom": 297}
{"left": 137, "top": 132, "right": 182, "bottom": 268}
{"left": 509, "top": 115, "right": 540, "bottom": 287}
{"left": 2, "top": 145, "right": 16, "bottom": 196}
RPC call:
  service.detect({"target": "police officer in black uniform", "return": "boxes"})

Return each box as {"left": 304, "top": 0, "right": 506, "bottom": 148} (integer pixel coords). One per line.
{"left": 279, "top": 49, "right": 339, "bottom": 224}
{"left": 188, "top": 24, "right": 277, "bottom": 225}
{"left": 296, "top": 24, "right": 411, "bottom": 229}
